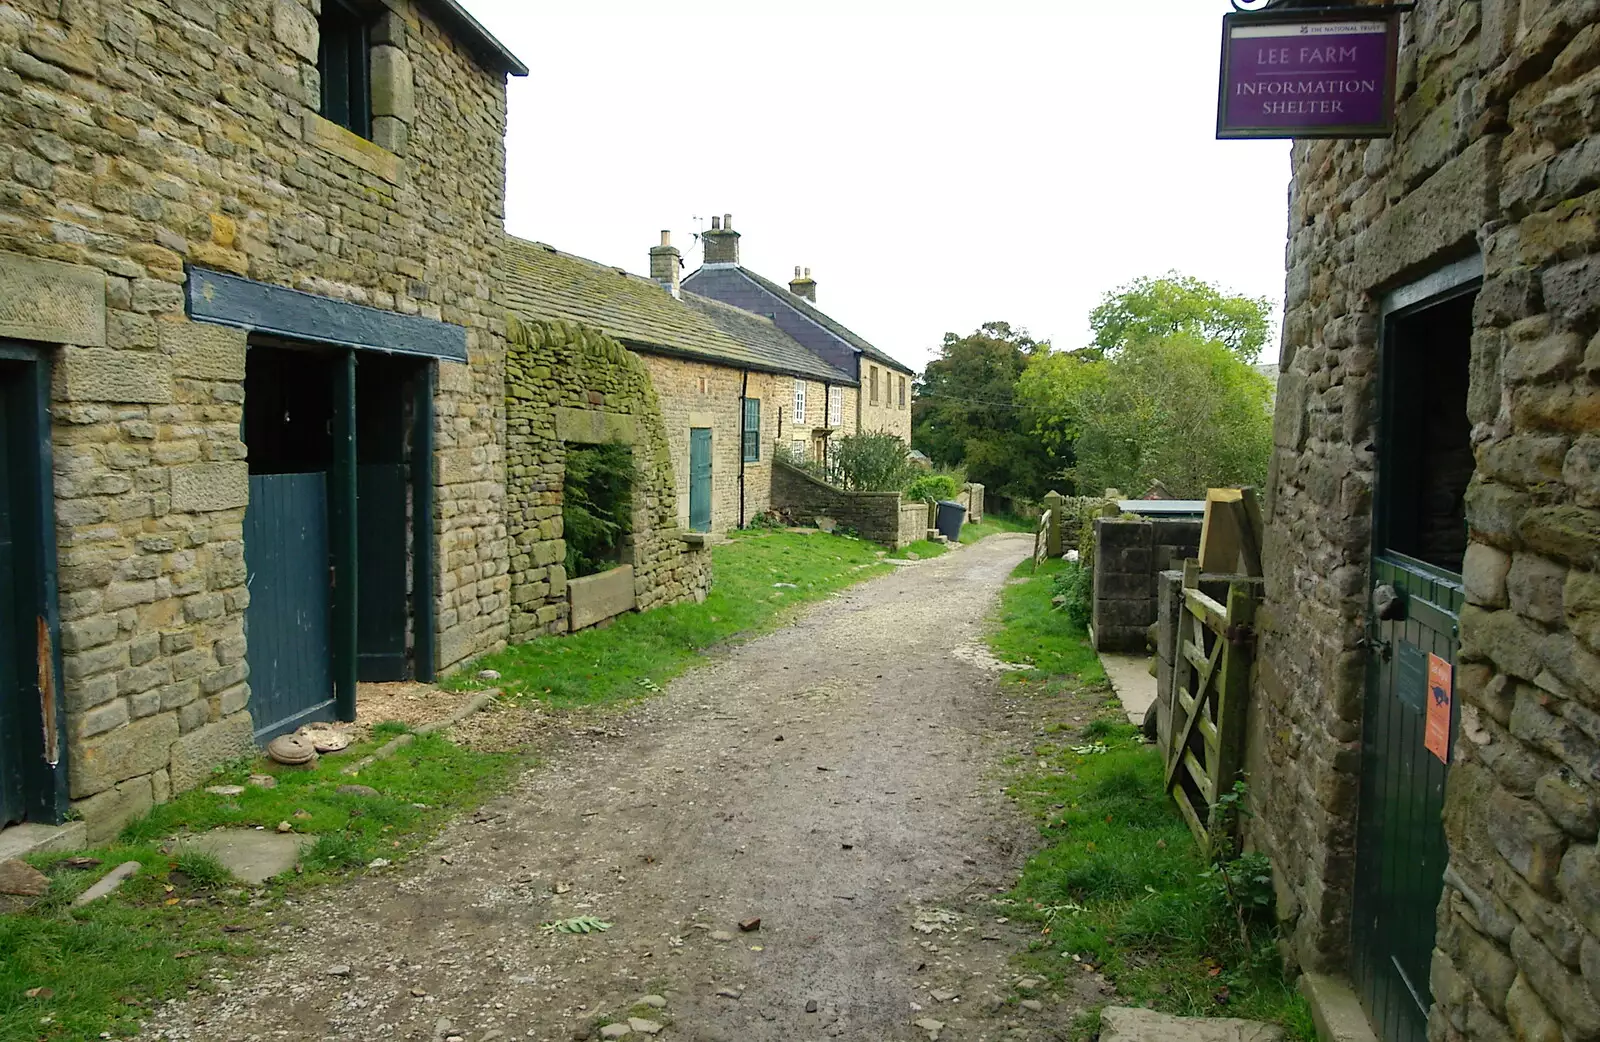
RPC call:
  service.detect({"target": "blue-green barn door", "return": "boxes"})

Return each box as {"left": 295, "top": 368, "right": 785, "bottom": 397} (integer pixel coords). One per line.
{"left": 689, "top": 428, "right": 712, "bottom": 533}
{"left": 1352, "top": 275, "right": 1477, "bottom": 1042}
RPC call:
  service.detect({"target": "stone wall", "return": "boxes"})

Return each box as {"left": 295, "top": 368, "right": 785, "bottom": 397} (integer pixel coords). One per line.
{"left": 1090, "top": 517, "right": 1200, "bottom": 652}
{"left": 0, "top": 0, "right": 512, "bottom": 839}
{"left": 771, "top": 459, "right": 913, "bottom": 549}
{"left": 504, "top": 317, "right": 709, "bottom": 641}
{"left": 900, "top": 501, "right": 931, "bottom": 546}
{"left": 1250, "top": 3, "right": 1600, "bottom": 1039}
{"left": 859, "top": 360, "right": 912, "bottom": 441}
{"left": 961, "top": 483, "right": 985, "bottom": 523}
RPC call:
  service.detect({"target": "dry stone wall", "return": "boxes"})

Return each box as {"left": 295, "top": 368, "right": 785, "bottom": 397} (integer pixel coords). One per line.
{"left": 1250, "top": 3, "right": 1600, "bottom": 1040}
{"left": 0, "top": 0, "right": 511, "bottom": 839}
{"left": 771, "top": 459, "right": 914, "bottom": 549}
{"left": 503, "top": 318, "right": 709, "bottom": 642}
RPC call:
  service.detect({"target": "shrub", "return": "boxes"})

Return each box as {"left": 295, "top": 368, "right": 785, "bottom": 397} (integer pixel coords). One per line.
{"left": 832, "top": 433, "right": 914, "bottom": 491}
{"left": 1051, "top": 560, "right": 1094, "bottom": 630}
{"left": 905, "top": 472, "right": 961, "bottom": 504}
{"left": 563, "top": 443, "right": 635, "bottom": 578}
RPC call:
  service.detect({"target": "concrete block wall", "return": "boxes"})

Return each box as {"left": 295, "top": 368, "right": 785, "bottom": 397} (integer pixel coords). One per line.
{"left": 1091, "top": 517, "right": 1201, "bottom": 652}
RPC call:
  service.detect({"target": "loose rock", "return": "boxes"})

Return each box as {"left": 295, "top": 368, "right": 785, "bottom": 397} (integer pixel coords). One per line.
{"left": 600, "top": 1023, "right": 632, "bottom": 1039}
{"left": 932, "top": 989, "right": 958, "bottom": 1002}
{"left": 479, "top": 669, "right": 502, "bottom": 681}
{"left": 338, "top": 784, "right": 381, "bottom": 798}
{"left": 716, "top": 987, "right": 742, "bottom": 999}
{"left": 326, "top": 965, "right": 351, "bottom": 977}
{"left": 806, "top": 999, "right": 819, "bottom": 1013}
{"left": 247, "top": 774, "right": 277, "bottom": 789}
{"left": 1020, "top": 999, "right": 1044, "bottom": 1012}
{"left": 639, "top": 995, "right": 667, "bottom": 1009}
{"left": 628, "top": 1018, "right": 663, "bottom": 1035}
{"left": 205, "top": 785, "right": 245, "bottom": 796}
{"left": 709, "top": 930, "right": 734, "bottom": 942}
{"left": 72, "top": 861, "right": 140, "bottom": 906}
{"left": 739, "top": 916, "right": 761, "bottom": 931}
{"left": 0, "top": 859, "right": 50, "bottom": 897}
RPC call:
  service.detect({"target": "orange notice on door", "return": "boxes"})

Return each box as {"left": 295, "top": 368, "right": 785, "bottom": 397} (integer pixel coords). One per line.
{"left": 1426, "top": 653, "right": 1453, "bottom": 764}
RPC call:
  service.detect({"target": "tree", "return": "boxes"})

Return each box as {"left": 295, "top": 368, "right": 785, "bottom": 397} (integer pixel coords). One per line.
{"left": 1017, "top": 277, "right": 1276, "bottom": 499}
{"left": 911, "top": 322, "right": 1059, "bottom": 503}
{"left": 1089, "top": 273, "right": 1272, "bottom": 363}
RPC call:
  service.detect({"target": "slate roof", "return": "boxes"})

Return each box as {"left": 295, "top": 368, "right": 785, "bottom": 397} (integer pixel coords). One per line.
{"left": 498, "top": 237, "right": 854, "bottom": 384}
{"left": 686, "top": 265, "right": 915, "bottom": 375}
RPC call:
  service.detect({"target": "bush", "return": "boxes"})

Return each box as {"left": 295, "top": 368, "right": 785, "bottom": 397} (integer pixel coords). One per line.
{"left": 905, "top": 472, "right": 961, "bottom": 504}
{"left": 832, "top": 433, "right": 914, "bottom": 492}
{"left": 563, "top": 443, "right": 635, "bottom": 578}
{"left": 1051, "top": 560, "right": 1094, "bottom": 630}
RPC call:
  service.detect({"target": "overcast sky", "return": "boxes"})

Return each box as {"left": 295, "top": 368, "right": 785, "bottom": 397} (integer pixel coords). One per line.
{"left": 459, "top": 0, "right": 1293, "bottom": 372}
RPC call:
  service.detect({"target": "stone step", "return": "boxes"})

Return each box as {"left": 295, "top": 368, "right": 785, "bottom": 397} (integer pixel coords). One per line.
{"left": 1099, "top": 1006, "right": 1286, "bottom": 1042}
{"left": 0, "top": 821, "right": 88, "bottom": 861}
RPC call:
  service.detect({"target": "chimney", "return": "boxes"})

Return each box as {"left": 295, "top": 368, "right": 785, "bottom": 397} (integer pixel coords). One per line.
{"left": 649, "top": 229, "right": 681, "bottom": 298}
{"left": 702, "top": 212, "right": 740, "bottom": 265}
{"left": 789, "top": 265, "right": 816, "bottom": 303}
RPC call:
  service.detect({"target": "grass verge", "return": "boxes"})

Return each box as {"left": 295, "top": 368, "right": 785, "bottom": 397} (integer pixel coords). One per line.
{"left": 888, "top": 538, "right": 950, "bottom": 560}
{"left": 1, "top": 729, "right": 518, "bottom": 1040}
{"left": 449, "top": 530, "right": 892, "bottom": 706}
{"left": 987, "top": 562, "right": 1313, "bottom": 1040}
{"left": 961, "top": 513, "right": 1033, "bottom": 544}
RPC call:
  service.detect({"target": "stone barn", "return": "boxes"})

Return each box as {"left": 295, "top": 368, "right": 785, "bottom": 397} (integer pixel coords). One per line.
{"left": 1244, "top": 4, "right": 1600, "bottom": 1042}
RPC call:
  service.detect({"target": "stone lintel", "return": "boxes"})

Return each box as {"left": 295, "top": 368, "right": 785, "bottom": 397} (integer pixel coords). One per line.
{"left": 555, "top": 407, "right": 637, "bottom": 445}
{"left": 0, "top": 252, "right": 105, "bottom": 346}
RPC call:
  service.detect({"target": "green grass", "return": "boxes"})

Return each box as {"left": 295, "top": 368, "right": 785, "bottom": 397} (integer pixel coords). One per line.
{"left": 961, "top": 512, "right": 1034, "bottom": 544}
{"left": 1, "top": 731, "right": 518, "bottom": 1040}
{"left": 988, "top": 558, "right": 1105, "bottom": 686}
{"left": 888, "top": 538, "right": 950, "bottom": 560}
{"left": 987, "top": 567, "right": 1313, "bottom": 1040}
{"left": 449, "top": 530, "right": 892, "bottom": 706}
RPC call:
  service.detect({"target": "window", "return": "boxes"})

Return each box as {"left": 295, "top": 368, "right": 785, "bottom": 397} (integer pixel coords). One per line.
{"left": 792, "top": 438, "right": 808, "bottom": 461}
{"left": 828, "top": 386, "right": 843, "bottom": 428}
{"left": 899, "top": 375, "right": 907, "bottom": 409}
{"left": 741, "top": 397, "right": 761, "bottom": 462}
{"left": 793, "top": 379, "right": 806, "bottom": 426}
{"left": 319, "top": 0, "right": 372, "bottom": 138}
{"left": 870, "top": 366, "right": 879, "bottom": 404}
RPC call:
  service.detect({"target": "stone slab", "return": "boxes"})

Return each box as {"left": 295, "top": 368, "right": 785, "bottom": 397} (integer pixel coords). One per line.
{"left": 72, "top": 860, "right": 140, "bottom": 906}
{"left": 1099, "top": 1006, "right": 1285, "bottom": 1042}
{"left": 169, "top": 461, "right": 249, "bottom": 513}
{"left": 0, "top": 252, "right": 105, "bottom": 346}
{"left": 554, "top": 407, "right": 637, "bottom": 445}
{"left": 1299, "top": 972, "right": 1379, "bottom": 1042}
{"left": 569, "top": 565, "right": 637, "bottom": 632}
{"left": 303, "top": 112, "right": 403, "bottom": 185}
{"left": 56, "top": 346, "right": 170, "bottom": 403}
{"left": 171, "top": 829, "right": 312, "bottom": 886}
{"left": 1101, "top": 651, "right": 1158, "bottom": 725}
{"left": 0, "top": 821, "right": 87, "bottom": 860}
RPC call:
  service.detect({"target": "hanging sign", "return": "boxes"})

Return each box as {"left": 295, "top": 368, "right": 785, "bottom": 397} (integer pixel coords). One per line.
{"left": 1425, "top": 653, "right": 1453, "bottom": 764}
{"left": 1217, "top": 10, "right": 1400, "bottom": 139}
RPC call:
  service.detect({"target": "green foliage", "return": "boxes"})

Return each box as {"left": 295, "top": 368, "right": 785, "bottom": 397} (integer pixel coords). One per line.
{"left": 563, "top": 443, "right": 635, "bottom": 578}
{"left": 958, "top": 513, "right": 1033, "bottom": 544}
{"left": 1089, "top": 273, "right": 1272, "bottom": 363}
{"left": 1051, "top": 561, "right": 1094, "bottom": 630}
{"left": 911, "top": 321, "right": 1060, "bottom": 502}
{"left": 905, "top": 472, "right": 961, "bottom": 504}
{"left": 888, "top": 538, "right": 949, "bottom": 561}
{"left": 450, "top": 531, "right": 891, "bottom": 707}
{"left": 1019, "top": 334, "right": 1275, "bottom": 499}
{"left": 988, "top": 558, "right": 1106, "bottom": 684}
{"left": 543, "top": 916, "right": 613, "bottom": 934}
{"left": 831, "top": 432, "right": 915, "bottom": 491}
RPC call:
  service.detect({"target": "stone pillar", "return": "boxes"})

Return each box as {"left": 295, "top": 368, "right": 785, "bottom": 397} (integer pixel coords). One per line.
{"left": 1043, "top": 490, "right": 1065, "bottom": 557}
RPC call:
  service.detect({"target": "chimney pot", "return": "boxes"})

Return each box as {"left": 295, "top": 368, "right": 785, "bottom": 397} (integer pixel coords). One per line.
{"left": 660, "top": 230, "right": 671, "bottom": 246}
{"left": 702, "top": 210, "right": 741, "bottom": 265}
{"left": 789, "top": 265, "right": 817, "bottom": 304}
{"left": 794, "top": 265, "right": 802, "bottom": 278}
{"left": 711, "top": 216, "right": 721, "bottom": 230}
{"left": 723, "top": 213, "right": 733, "bottom": 230}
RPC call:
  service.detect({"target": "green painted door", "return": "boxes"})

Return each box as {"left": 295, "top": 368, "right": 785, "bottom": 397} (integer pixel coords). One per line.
{"left": 1352, "top": 283, "right": 1475, "bottom": 1042}
{"left": 689, "top": 428, "right": 712, "bottom": 533}
{"left": 0, "top": 374, "right": 24, "bottom": 826}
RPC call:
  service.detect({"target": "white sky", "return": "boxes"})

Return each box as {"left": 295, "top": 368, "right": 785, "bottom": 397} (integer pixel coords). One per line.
{"left": 460, "top": 0, "right": 1293, "bottom": 372}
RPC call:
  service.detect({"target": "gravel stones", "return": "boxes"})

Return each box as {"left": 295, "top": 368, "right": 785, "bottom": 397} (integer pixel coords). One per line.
{"left": 600, "top": 1024, "right": 632, "bottom": 1039}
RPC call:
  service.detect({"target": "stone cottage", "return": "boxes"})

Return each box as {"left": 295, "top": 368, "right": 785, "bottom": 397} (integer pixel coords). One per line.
{"left": 498, "top": 234, "right": 861, "bottom": 538}
{"left": 1243, "top": 3, "right": 1600, "bottom": 1042}
{"left": 0, "top": 0, "right": 525, "bottom": 844}
{"left": 682, "top": 215, "right": 916, "bottom": 444}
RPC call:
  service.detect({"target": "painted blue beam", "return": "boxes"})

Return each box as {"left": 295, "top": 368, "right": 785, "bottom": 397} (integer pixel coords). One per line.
{"left": 186, "top": 268, "right": 468, "bottom": 363}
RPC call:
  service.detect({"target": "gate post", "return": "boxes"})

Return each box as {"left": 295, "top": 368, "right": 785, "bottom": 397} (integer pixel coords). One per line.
{"left": 1043, "top": 490, "right": 1065, "bottom": 557}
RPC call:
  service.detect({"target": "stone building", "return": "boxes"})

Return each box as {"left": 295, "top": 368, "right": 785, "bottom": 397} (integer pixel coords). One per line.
{"left": 682, "top": 215, "right": 916, "bottom": 443}
{"left": 0, "top": 0, "right": 525, "bottom": 844}
{"left": 1244, "top": 3, "right": 1600, "bottom": 1042}
{"left": 499, "top": 234, "right": 860, "bottom": 537}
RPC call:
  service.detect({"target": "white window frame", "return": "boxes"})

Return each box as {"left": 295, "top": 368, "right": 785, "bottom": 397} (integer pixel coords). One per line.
{"left": 792, "top": 438, "right": 808, "bottom": 460}
{"left": 828, "top": 385, "right": 843, "bottom": 427}
{"left": 793, "top": 379, "right": 807, "bottom": 426}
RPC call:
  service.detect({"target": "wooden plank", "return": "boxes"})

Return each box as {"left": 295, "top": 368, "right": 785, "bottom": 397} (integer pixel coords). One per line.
{"left": 1165, "top": 635, "right": 1224, "bottom": 790}
{"left": 1184, "top": 750, "right": 1215, "bottom": 802}
{"left": 1239, "top": 487, "right": 1265, "bottom": 578}
{"left": 1199, "top": 488, "right": 1244, "bottom": 572}
{"left": 1209, "top": 579, "right": 1259, "bottom": 842}
{"left": 1183, "top": 639, "right": 1209, "bottom": 673}
{"left": 1185, "top": 588, "right": 1229, "bottom": 634}
{"left": 1174, "top": 788, "right": 1210, "bottom": 855}
{"left": 331, "top": 350, "right": 359, "bottom": 723}
{"left": 411, "top": 361, "right": 436, "bottom": 682}
{"left": 1032, "top": 510, "right": 1052, "bottom": 573}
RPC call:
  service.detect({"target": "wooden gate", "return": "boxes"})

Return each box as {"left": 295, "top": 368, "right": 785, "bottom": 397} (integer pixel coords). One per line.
{"left": 0, "top": 370, "right": 27, "bottom": 825}
{"left": 1160, "top": 560, "right": 1260, "bottom": 856}
{"left": 689, "top": 428, "right": 712, "bottom": 533}
{"left": 244, "top": 473, "right": 336, "bottom": 740}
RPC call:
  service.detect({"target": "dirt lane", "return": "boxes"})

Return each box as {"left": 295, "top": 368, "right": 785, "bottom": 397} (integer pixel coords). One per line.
{"left": 141, "top": 533, "right": 1096, "bottom": 1042}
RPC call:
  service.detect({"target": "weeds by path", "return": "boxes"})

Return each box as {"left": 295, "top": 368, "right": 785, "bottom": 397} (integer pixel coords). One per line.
{"left": 888, "top": 538, "right": 950, "bottom": 560}
{"left": 0, "top": 729, "right": 517, "bottom": 1041}
{"left": 986, "top": 560, "right": 1313, "bottom": 1041}
{"left": 449, "top": 530, "right": 892, "bottom": 707}
{"left": 960, "top": 513, "right": 1033, "bottom": 544}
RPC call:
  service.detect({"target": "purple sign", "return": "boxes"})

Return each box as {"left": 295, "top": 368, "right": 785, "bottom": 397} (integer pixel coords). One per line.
{"left": 1218, "top": 13, "right": 1398, "bottom": 139}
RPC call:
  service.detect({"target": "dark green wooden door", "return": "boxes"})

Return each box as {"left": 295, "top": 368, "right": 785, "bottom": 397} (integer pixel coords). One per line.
{"left": 1353, "top": 282, "right": 1475, "bottom": 1042}
{"left": 0, "top": 377, "right": 25, "bottom": 826}
{"left": 689, "top": 428, "right": 712, "bottom": 533}
{"left": 244, "top": 473, "right": 336, "bottom": 740}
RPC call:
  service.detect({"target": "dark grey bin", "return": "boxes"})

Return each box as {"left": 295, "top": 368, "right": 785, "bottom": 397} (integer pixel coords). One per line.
{"left": 935, "top": 500, "right": 966, "bottom": 542}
